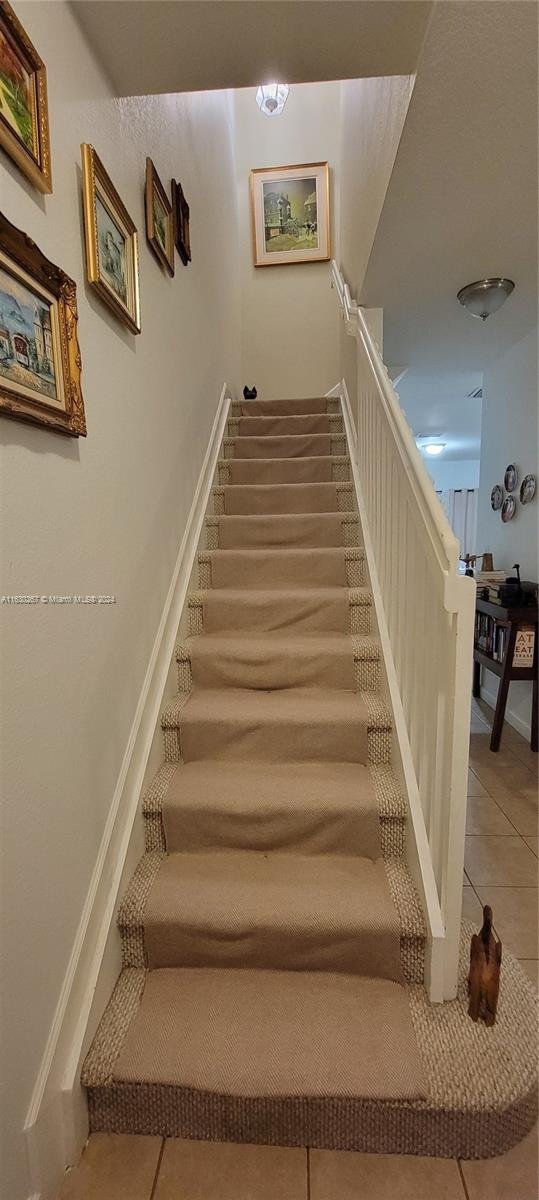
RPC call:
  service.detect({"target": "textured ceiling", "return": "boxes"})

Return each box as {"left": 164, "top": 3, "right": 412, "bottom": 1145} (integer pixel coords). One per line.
{"left": 72, "top": 0, "right": 431, "bottom": 95}
{"left": 361, "top": 0, "right": 537, "bottom": 460}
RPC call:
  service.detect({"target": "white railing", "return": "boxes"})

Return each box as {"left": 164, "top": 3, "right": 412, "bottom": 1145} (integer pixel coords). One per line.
{"left": 331, "top": 261, "right": 475, "bottom": 1001}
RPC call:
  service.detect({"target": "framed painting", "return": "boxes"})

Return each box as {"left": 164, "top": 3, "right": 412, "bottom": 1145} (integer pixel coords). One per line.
{"left": 172, "top": 179, "right": 191, "bottom": 266}
{"left": 0, "top": 210, "right": 85, "bottom": 435}
{"left": 81, "top": 143, "right": 141, "bottom": 334}
{"left": 250, "top": 161, "right": 330, "bottom": 267}
{"left": 0, "top": 1, "right": 52, "bottom": 192}
{"left": 145, "top": 158, "right": 174, "bottom": 276}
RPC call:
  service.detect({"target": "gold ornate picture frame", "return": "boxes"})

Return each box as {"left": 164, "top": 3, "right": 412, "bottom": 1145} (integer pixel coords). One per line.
{"left": 0, "top": 1, "right": 52, "bottom": 193}
{"left": 250, "top": 161, "right": 330, "bottom": 267}
{"left": 0, "top": 210, "right": 86, "bottom": 436}
{"left": 145, "top": 158, "right": 174, "bottom": 276}
{"left": 81, "top": 143, "right": 141, "bottom": 334}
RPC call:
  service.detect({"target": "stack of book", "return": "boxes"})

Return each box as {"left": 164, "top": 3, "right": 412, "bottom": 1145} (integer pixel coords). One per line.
{"left": 474, "top": 611, "right": 509, "bottom": 661}
{"left": 474, "top": 571, "right": 507, "bottom": 604}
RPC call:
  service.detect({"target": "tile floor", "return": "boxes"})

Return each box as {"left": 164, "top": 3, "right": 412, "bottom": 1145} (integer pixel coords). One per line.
{"left": 56, "top": 699, "right": 538, "bottom": 1200}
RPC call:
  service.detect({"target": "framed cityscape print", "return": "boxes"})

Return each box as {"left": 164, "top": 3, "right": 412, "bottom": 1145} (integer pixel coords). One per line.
{"left": 172, "top": 178, "right": 191, "bottom": 266}
{"left": 81, "top": 143, "right": 141, "bottom": 334}
{"left": 145, "top": 158, "right": 174, "bottom": 276}
{"left": 0, "top": 1, "right": 52, "bottom": 192}
{"left": 0, "top": 210, "right": 86, "bottom": 435}
{"left": 250, "top": 161, "right": 330, "bottom": 267}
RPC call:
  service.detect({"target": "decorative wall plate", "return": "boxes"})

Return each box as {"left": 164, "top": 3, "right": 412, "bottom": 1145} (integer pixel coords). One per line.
{"left": 520, "top": 474, "right": 536, "bottom": 505}
{"left": 501, "top": 495, "right": 516, "bottom": 523}
{"left": 490, "top": 484, "right": 503, "bottom": 511}
{"left": 504, "top": 463, "right": 518, "bottom": 493}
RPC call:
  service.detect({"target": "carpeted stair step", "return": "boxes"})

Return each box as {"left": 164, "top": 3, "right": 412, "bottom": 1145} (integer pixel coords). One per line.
{"left": 187, "top": 587, "right": 372, "bottom": 635}
{"left": 84, "top": 965, "right": 426, "bottom": 1106}
{"left": 204, "top": 511, "right": 360, "bottom": 549}
{"left": 117, "top": 850, "right": 405, "bottom": 980}
{"left": 223, "top": 433, "right": 347, "bottom": 459}
{"left": 158, "top": 760, "right": 382, "bottom": 857}
{"left": 212, "top": 481, "right": 355, "bottom": 515}
{"left": 227, "top": 413, "right": 344, "bottom": 439}
{"left": 143, "top": 762, "right": 407, "bottom": 862}
{"left": 230, "top": 396, "right": 339, "bottom": 417}
{"left": 176, "top": 633, "right": 380, "bottom": 692}
{"left": 161, "top": 688, "right": 391, "bottom": 764}
{"left": 197, "top": 547, "right": 365, "bottom": 589}
{"left": 218, "top": 454, "right": 351, "bottom": 484}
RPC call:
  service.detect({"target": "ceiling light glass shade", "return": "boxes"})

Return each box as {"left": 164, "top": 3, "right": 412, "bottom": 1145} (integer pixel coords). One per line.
{"left": 256, "top": 83, "right": 289, "bottom": 117}
{"left": 423, "top": 443, "right": 446, "bottom": 456}
{"left": 457, "top": 278, "right": 515, "bottom": 321}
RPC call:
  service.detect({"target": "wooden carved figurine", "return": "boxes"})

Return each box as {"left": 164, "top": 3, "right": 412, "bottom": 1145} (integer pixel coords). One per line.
{"left": 468, "top": 905, "right": 502, "bottom": 1026}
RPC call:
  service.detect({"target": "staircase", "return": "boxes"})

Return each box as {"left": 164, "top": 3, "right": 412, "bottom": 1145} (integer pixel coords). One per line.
{"left": 82, "top": 394, "right": 537, "bottom": 1158}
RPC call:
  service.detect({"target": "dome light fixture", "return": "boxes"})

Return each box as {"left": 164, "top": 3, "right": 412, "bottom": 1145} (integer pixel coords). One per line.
{"left": 457, "top": 278, "right": 515, "bottom": 321}
{"left": 256, "top": 83, "right": 290, "bottom": 117}
{"left": 423, "top": 442, "right": 446, "bottom": 456}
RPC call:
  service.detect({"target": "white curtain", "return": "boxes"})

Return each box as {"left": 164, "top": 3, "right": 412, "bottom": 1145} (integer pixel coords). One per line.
{"left": 437, "top": 489, "right": 478, "bottom": 558}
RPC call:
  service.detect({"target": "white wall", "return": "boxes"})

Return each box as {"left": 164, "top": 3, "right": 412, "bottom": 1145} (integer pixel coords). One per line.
{"left": 476, "top": 329, "right": 538, "bottom": 736}
{"left": 426, "top": 459, "right": 480, "bottom": 491}
{"left": 339, "top": 75, "right": 414, "bottom": 299}
{"left": 233, "top": 82, "right": 342, "bottom": 398}
{"left": 0, "top": 4, "right": 240, "bottom": 1197}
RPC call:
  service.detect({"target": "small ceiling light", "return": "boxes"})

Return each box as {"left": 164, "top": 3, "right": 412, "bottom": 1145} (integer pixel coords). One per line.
{"left": 256, "top": 83, "right": 289, "bottom": 117}
{"left": 423, "top": 443, "right": 446, "bottom": 456}
{"left": 457, "top": 278, "right": 515, "bottom": 321}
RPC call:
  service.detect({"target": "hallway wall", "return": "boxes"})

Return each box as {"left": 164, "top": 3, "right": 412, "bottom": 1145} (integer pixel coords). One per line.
{"left": 233, "top": 82, "right": 342, "bottom": 398}
{"left": 0, "top": 5, "right": 240, "bottom": 1197}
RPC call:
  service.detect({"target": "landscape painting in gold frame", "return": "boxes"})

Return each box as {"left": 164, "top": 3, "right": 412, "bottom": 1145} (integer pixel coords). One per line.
{"left": 145, "top": 157, "right": 174, "bottom": 276}
{"left": 250, "top": 161, "right": 330, "bottom": 267}
{"left": 81, "top": 143, "right": 141, "bottom": 334}
{"left": 0, "top": 210, "right": 86, "bottom": 436}
{"left": 0, "top": 1, "right": 52, "bottom": 192}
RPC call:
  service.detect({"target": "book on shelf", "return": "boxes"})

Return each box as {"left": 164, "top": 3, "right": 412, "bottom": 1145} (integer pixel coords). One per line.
{"left": 474, "top": 611, "right": 510, "bottom": 661}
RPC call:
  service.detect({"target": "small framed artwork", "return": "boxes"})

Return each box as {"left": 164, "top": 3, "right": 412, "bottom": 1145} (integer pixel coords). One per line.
{"left": 145, "top": 158, "right": 174, "bottom": 276}
{"left": 0, "top": 209, "right": 86, "bottom": 435}
{"left": 250, "top": 161, "right": 330, "bottom": 267}
{"left": 81, "top": 143, "right": 141, "bottom": 333}
{"left": 504, "top": 463, "right": 518, "bottom": 493}
{"left": 0, "top": 1, "right": 52, "bottom": 192}
{"left": 501, "top": 495, "right": 516, "bottom": 523}
{"left": 490, "top": 484, "right": 503, "bottom": 511}
{"left": 520, "top": 474, "right": 536, "bottom": 505}
{"left": 172, "top": 179, "right": 191, "bottom": 266}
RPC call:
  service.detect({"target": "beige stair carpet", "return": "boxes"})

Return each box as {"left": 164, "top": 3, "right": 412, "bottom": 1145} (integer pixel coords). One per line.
{"left": 216, "top": 512, "right": 352, "bottom": 548}
{"left": 205, "top": 548, "right": 349, "bottom": 588}
{"left": 231, "top": 433, "right": 332, "bottom": 458}
{"left": 239, "top": 397, "right": 329, "bottom": 416}
{"left": 223, "top": 455, "right": 339, "bottom": 484}
{"left": 188, "top": 633, "right": 356, "bottom": 690}
{"left": 237, "top": 414, "right": 333, "bottom": 437}
{"left": 222, "top": 481, "right": 341, "bottom": 515}
{"left": 197, "top": 587, "right": 353, "bottom": 634}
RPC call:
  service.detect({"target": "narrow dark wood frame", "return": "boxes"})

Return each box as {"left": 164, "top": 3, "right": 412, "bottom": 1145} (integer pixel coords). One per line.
{"left": 145, "top": 158, "right": 174, "bottom": 276}
{"left": 0, "top": 210, "right": 86, "bottom": 436}
{"left": 0, "top": 1, "right": 52, "bottom": 192}
{"left": 172, "top": 179, "right": 191, "bottom": 266}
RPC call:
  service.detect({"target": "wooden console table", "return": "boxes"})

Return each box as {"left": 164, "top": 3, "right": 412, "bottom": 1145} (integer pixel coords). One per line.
{"left": 472, "top": 596, "right": 538, "bottom": 752}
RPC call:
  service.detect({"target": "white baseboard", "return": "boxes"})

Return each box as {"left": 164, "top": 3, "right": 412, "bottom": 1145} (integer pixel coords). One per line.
{"left": 23, "top": 384, "right": 231, "bottom": 1200}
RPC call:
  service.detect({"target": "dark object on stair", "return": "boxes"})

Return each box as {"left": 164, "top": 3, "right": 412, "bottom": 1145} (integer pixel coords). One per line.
{"left": 468, "top": 905, "right": 501, "bottom": 1026}
{"left": 243, "top": 385, "right": 257, "bottom": 400}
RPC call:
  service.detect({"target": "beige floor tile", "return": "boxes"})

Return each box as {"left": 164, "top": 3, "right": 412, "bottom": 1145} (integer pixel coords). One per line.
{"left": 523, "top": 835, "right": 538, "bottom": 856}
{"left": 468, "top": 759, "right": 537, "bottom": 802}
{"left": 309, "top": 1149, "right": 465, "bottom": 1199}
{"left": 518, "top": 959, "right": 539, "bottom": 988}
{"left": 464, "top": 836, "right": 538, "bottom": 886}
{"left": 462, "top": 886, "right": 484, "bottom": 924}
{"left": 468, "top": 770, "right": 489, "bottom": 798}
{"left": 475, "top": 887, "right": 538, "bottom": 958}
{"left": 154, "top": 1139, "right": 307, "bottom": 1199}
{"left": 55, "top": 1134, "right": 162, "bottom": 1200}
{"left": 495, "top": 792, "right": 538, "bottom": 837}
{"left": 460, "top": 1123, "right": 538, "bottom": 1200}
{"left": 466, "top": 796, "right": 515, "bottom": 835}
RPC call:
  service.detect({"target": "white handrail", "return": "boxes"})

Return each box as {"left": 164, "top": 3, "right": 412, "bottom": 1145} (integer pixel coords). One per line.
{"left": 331, "top": 260, "right": 475, "bottom": 1000}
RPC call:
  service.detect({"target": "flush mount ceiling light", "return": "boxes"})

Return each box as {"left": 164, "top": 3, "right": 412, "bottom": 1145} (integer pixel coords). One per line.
{"left": 256, "top": 83, "right": 290, "bottom": 117}
{"left": 423, "top": 442, "right": 446, "bottom": 456}
{"left": 457, "top": 278, "right": 515, "bottom": 321}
